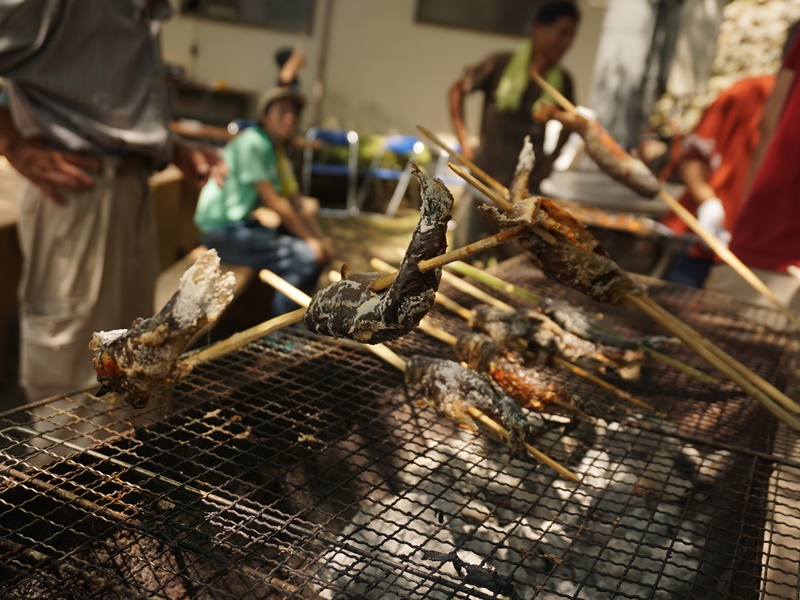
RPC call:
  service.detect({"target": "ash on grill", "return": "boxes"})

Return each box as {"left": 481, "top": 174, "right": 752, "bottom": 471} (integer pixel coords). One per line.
{"left": 0, "top": 260, "right": 797, "bottom": 599}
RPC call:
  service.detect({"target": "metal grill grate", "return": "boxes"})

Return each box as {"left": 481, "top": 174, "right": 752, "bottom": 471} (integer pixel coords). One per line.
{"left": 1, "top": 256, "right": 799, "bottom": 599}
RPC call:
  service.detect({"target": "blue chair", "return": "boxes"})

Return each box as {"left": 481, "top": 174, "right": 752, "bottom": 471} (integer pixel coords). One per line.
{"left": 356, "top": 134, "right": 426, "bottom": 217}
{"left": 301, "top": 127, "right": 360, "bottom": 216}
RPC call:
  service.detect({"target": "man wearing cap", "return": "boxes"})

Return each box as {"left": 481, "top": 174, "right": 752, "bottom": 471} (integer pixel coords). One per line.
{"left": 194, "top": 87, "right": 334, "bottom": 316}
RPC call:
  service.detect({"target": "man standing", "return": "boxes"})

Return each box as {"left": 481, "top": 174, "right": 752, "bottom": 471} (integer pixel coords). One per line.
{"left": 0, "top": 0, "right": 222, "bottom": 401}
{"left": 448, "top": 0, "right": 580, "bottom": 248}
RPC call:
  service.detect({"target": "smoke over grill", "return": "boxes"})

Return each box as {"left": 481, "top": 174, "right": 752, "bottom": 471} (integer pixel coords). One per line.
{"left": 1, "top": 257, "right": 798, "bottom": 598}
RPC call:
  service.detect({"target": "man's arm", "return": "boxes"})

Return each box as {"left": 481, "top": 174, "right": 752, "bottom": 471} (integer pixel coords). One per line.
{"left": 255, "top": 181, "right": 331, "bottom": 265}
{"left": 172, "top": 138, "right": 226, "bottom": 188}
{"left": 678, "top": 157, "right": 716, "bottom": 204}
{"left": 448, "top": 79, "right": 474, "bottom": 161}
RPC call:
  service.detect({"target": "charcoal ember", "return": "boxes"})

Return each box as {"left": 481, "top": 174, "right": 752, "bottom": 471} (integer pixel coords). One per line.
{"left": 90, "top": 249, "right": 235, "bottom": 408}
{"left": 303, "top": 166, "right": 453, "bottom": 344}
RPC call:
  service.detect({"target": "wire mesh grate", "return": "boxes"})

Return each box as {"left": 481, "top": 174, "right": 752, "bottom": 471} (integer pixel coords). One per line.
{"left": 1, "top": 255, "right": 799, "bottom": 598}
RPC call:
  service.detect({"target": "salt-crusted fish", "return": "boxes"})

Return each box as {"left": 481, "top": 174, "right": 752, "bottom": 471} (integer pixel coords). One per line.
{"left": 90, "top": 249, "right": 235, "bottom": 408}
{"left": 303, "top": 165, "right": 453, "bottom": 344}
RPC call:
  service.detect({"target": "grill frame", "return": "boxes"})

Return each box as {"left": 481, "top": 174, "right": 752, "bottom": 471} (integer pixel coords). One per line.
{"left": 1, "top": 256, "right": 799, "bottom": 599}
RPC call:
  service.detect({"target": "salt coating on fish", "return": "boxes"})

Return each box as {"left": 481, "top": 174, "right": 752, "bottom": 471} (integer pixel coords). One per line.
{"left": 510, "top": 136, "right": 535, "bottom": 204}
{"left": 303, "top": 164, "right": 454, "bottom": 344}
{"left": 90, "top": 248, "right": 236, "bottom": 408}
{"left": 172, "top": 250, "right": 235, "bottom": 328}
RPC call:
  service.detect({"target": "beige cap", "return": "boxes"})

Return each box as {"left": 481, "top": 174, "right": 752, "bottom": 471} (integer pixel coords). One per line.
{"left": 256, "top": 87, "right": 306, "bottom": 117}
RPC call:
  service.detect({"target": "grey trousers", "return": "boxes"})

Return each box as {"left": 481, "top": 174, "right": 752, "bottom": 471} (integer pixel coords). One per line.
{"left": 17, "top": 159, "right": 158, "bottom": 402}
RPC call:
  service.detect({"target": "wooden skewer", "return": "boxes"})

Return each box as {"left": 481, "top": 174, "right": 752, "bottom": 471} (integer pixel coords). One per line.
{"left": 184, "top": 308, "right": 306, "bottom": 367}
{"left": 371, "top": 257, "right": 650, "bottom": 412}
{"left": 656, "top": 188, "right": 800, "bottom": 329}
{"left": 263, "top": 268, "right": 579, "bottom": 482}
{"left": 626, "top": 294, "right": 800, "bottom": 423}
{"left": 448, "top": 163, "right": 512, "bottom": 210}
{"left": 417, "top": 125, "right": 508, "bottom": 198}
{"left": 528, "top": 71, "right": 800, "bottom": 328}
{"left": 419, "top": 125, "right": 800, "bottom": 429}
{"left": 369, "top": 224, "right": 525, "bottom": 291}
{"left": 530, "top": 70, "right": 577, "bottom": 113}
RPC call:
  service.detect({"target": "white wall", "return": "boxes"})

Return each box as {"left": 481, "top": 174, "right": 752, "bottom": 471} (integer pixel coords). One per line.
{"left": 162, "top": 0, "right": 606, "bottom": 138}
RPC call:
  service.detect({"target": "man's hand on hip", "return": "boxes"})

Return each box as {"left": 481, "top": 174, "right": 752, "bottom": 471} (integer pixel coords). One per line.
{"left": 4, "top": 137, "right": 99, "bottom": 205}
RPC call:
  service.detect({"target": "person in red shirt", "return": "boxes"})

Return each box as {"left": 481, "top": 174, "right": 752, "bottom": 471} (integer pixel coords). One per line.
{"left": 661, "top": 75, "right": 775, "bottom": 288}
{"left": 704, "top": 28, "right": 800, "bottom": 310}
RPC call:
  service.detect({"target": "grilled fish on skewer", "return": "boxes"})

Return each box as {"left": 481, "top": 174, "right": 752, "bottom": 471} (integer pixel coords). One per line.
{"left": 537, "top": 298, "right": 675, "bottom": 350}
{"left": 303, "top": 166, "right": 453, "bottom": 344}
{"left": 534, "top": 104, "right": 660, "bottom": 198}
{"left": 405, "top": 356, "right": 530, "bottom": 454}
{"left": 470, "top": 305, "right": 644, "bottom": 380}
{"left": 482, "top": 196, "right": 643, "bottom": 304}
{"left": 471, "top": 305, "right": 595, "bottom": 365}
{"left": 454, "top": 332, "right": 590, "bottom": 419}
{"left": 90, "top": 249, "right": 236, "bottom": 408}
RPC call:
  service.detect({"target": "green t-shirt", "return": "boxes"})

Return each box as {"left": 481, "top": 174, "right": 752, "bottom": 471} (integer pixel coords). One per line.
{"left": 194, "top": 126, "right": 284, "bottom": 234}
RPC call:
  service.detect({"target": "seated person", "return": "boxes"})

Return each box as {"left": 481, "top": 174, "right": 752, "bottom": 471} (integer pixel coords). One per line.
{"left": 194, "top": 87, "right": 334, "bottom": 315}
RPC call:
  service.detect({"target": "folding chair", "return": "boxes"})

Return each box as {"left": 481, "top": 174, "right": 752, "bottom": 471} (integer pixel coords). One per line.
{"left": 301, "top": 127, "right": 360, "bottom": 216}
{"left": 354, "top": 134, "right": 427, "bottom": 217}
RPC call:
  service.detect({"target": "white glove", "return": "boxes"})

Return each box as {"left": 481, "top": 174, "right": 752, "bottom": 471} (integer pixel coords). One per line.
{"left": 696, "top": 197, "right": 731, "bottom": 246}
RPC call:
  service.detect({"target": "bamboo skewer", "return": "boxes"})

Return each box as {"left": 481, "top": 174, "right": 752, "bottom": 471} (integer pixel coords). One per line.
{"left": 369, "top": 224, "right": 525, "bottom": 291}
{"left": 529, "top": 70, "right": 800, "bottom": 329}
{"left": 529, "top": 71, "right": 577, "bottom": 113}
{"left": 444, "top": 260, "right": 717, "bottom": 385}
{"left": 185, "top": 229, "right": 528, "bottom": 366}
{"left": 417, "top": 125, "right": 508, "bottom": 198}
{"left": 448, "top": 163, "right": 511, "bottom": 210}
{"left": 625, "top": 294, "right": 800, "bottom": 427}
{"left": 417, "top": 123, "right": 800, "bottom": 430}
{"left": 370, "top": 257, "right": 651, "bottom": 412}
{"left": 655, "top": 188, "right": 800, "bottom": 329}
{"left": 185, "top": 308, "right": 306, "bottom": 367}
{"left": 262, "top": 268, "right": 579, "bottom": 482}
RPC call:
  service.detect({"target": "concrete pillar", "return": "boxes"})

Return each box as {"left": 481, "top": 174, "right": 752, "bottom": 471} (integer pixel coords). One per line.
{"left": 586, "top": 0, "right": 658, "bottom": 150}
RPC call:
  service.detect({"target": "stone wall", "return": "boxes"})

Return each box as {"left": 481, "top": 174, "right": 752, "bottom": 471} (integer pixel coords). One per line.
{"left": 649, "top": 0, "right": 800, "bottom": 137}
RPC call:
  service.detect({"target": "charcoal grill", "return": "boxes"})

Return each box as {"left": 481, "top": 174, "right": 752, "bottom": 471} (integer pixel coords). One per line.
{"left": 1, "top": 255, "right": 799, "bottom": 599}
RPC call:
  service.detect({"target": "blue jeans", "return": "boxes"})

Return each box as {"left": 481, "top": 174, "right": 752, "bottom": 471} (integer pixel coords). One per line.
{"left": 202, "top": 221, "right": 321, "bottom": 315}
{"left": 665, "top": 253, "right": 713, "bottom": 289}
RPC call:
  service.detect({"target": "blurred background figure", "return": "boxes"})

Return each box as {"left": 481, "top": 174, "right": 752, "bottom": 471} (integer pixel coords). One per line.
{"left": 448, "top": 0, "right": 581, "bottom": 250}
{"left": 0, "top": 0, "right": 222, "bottom": 402}
{"left": 659, "top": 74, "right": 775, "bottom": 288}
{"left": 275, "top": 47, "right": 306, "bottom": 91}
{"left": 194, "top": 87, "right": 334, "bottom": 316}
{"left": 704, "top": 26, "right": 800, "bottom": 309}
